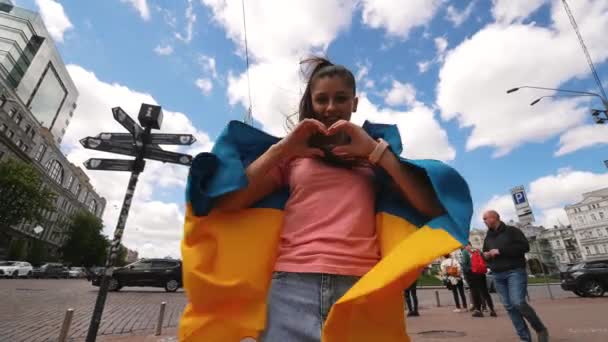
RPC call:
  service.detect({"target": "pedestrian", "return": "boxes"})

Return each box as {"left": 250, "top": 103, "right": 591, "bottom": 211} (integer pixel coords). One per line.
{"left": 462, "top": 242, "right": 497, "bottom": 317}
{"left": 482, "top": 210, "right": 549, "bottom": 342}
{"left": 178, "top": 55, "right": 473, "bottom": 342}
{"left": 441, "top": 253, "right": 467, "bottom": 312}
{"left": 404, "top": 278, "right": 420, "bottom": 317}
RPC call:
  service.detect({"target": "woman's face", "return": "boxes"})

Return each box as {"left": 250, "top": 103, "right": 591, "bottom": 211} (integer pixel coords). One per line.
{"left": 310, "top": 76, "right": 358, "bottom": 128}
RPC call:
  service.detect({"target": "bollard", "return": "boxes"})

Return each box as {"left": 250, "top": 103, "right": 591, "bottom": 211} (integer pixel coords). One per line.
{"left": 435, "top": 290, "right": 441, "bottom": 307}
{"left": 58, "top": 308, "right": 74, "bottom": 342}
{"left": 155, "top": 302, "right": 167, "bottom": 336}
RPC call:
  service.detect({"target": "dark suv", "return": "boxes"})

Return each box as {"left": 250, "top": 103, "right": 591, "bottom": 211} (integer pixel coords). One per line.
{"left": 91, "top": 259, "right": 182, "bottom": 292}
{"left": 33, "top": 263, "right": 69, "bottom": 278}
{"left": 560, "top": 260, "right": 608, "bottom": 297}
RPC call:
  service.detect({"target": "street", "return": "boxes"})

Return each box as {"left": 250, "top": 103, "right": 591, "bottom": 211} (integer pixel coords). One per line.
{"left": 1, "top": 278, "right": 605, "bottom": 341}
{"left": 0, "top": 279, "right": 185, "bottom": 342}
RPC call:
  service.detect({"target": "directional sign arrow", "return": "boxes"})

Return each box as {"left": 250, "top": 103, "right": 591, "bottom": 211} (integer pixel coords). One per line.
{"left": 144, "top": 147, "right": 193, "bottom": 165}
{"left": 80, "top": 137, "right": 137, "bottom": 157}
{"left": 112, "top": 107, "right": 142, "bottom": 137}
{"left": 148, "top": 133, "right": 196, "bottom": 145}
{"left": 83, "top": 158, "right": 142, "bottom": 172}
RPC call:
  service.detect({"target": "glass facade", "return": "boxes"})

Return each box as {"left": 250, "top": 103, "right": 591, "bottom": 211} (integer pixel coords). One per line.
{"left": 26, "top": 62, "right": 67, "bottom": 128}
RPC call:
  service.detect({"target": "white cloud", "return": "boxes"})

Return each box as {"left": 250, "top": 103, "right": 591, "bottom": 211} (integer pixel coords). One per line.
{"left": 198, "top": 54, "right": 218, "bottom": 79}
{"left": 121, "top": 0, "right": 151, "bottom": 21}
{"left": 353, "top": 96, "right": 456, "bottom": 161}
{"left": 175, "top": 0, "right": 196, "bottom": 43}
{"left": 154, "top": 44, "right": 174, "bottom": 56}
{"left": 437, "top": 0, "right": 608, "bottom": 157}
{"left": 62, "top": 64, "right": 213, "bottom": 258}
{"left": 417, "top": 60, "right": 432, "bottom": 73}
{"left": 492, "top": 0, "right": 547, "bottom": 24}
{"left": 201, "top": 0, "right": 356, "bottom": 61}
{"left": 434, "top": 36, "right": 448, "bottom": 62}
{"left": 360, "top": 0, "right": 443, "bottom": 38}
{"left": 355, "top": 61, "right": 375, "bottom": 89}
{"left": 478, "top": 168, "right": 608, "bottom": 228}
{"left": 35, "top": 0, "right": 73, "bottom": 43}
{"left": 384, "top": 80, "right": 417, "bottom": 108}
{"left": 195, "top": 77, "right": 213, "bottom": 95}
{"left": 445, "top": 2, "right": 475, "bottom": 27}
{"left": 556, "top": 124, "right": 608, "bottom": 156}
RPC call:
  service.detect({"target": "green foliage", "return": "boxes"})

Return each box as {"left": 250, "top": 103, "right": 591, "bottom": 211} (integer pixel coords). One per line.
{"left": 115, "top": 244, "right": 128, "bottom": 267}
{"left": 60, "top": 211, "right": 109, "bottom": 267}
{"left": 0, "top": 159, "right": 56, "bottom": 230}
{"left": 27, "top": 239, "right": 48, "bottom": 266}
{"left": 7, "top": 239, "right": 27, "bottom": 260}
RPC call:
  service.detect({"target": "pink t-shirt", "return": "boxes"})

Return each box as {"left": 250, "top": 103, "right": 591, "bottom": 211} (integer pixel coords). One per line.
{"left": 270, "top": 157, "right": 381, "bottom": 276}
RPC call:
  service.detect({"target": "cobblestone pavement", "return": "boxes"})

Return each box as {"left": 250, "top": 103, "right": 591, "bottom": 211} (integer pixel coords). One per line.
{"left": 0, "top": 278, "right": 601, "bottom": 341}
{"left": 0, "top": 279, "right": 186, "bottom": 342}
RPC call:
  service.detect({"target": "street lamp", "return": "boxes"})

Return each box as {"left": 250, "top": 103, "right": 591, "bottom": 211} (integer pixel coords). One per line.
{"left": 507, "top": 86, "right": 608, "bottom": 124}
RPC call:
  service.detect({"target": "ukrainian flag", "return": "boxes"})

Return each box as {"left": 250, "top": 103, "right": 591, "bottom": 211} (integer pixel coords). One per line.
{"left": 180, "top": 120, "right": 472, "bottom": 341}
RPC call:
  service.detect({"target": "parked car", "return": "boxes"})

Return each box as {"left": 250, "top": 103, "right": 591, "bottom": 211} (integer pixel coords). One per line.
{"left": 560, "top": 260, "right": 608, "bottom": 297}
{"left": 91, "top": 259, "right": 182, "bottom": 292}
{"left": 33, "top": 263, "right": 69, "bottom": 279}
{"left": 0, "top": 261, "right": 33, "bottom": 278}
{"left": 68, "top": 267, "right": 87, "bottom": 278}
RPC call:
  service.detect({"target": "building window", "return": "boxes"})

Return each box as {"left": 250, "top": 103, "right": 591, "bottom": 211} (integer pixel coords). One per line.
{"left": 74, "top": 183, "right": 81, "bottom": 197}
{"left": 7, "top": 130, "right": 14, "bottom": 139}
{"left": 591, "top": 214, "right": 597, "bottom": 221}
{"left": 14, "top": 114, "right": 22, "bottom": 125}
{"left": 24, "top": 124, "right": 31, "bottom": 134}
{"left": 66, "top": 174, "right": 74, "bottom": 190}
{"left": 26, "top": 62, "right": 68, "bottom": 129}
{"left": 8, "top": 107, "right": 17, "bottom": 118}
{"left": 45, "top": 159, "right": 64, "bottom": 184}
{"left": 88, "top": 200, "right": 97, "bottom": 215}
{"left": 591, "top": 245, "right": 597, "bottom": 254}
{"left": 599, "top": 245, "right": 606, "bottom": 254}
{"left": 0, "top": 123, "right": 6, "bottom": 132}
{"left": 600, "top": 212, "right": 605, "bottom": 220}
{"left": 585, "top": 246, "right": 591, "bottom": 254}
{"left": 34, "top": 144, "right": 46, "bottom": 161}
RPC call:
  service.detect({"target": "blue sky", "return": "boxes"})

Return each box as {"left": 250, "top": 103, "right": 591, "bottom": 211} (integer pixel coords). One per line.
{"left": 19, "top": 0, "right": 608, "bottom": 257}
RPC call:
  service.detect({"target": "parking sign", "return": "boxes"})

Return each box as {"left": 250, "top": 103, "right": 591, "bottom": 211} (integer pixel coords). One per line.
{"left": 513, "top": 191, "right": 527, "bottom": 205}
{"left": 510, "top": 185, "right": 534, "bottom": 224}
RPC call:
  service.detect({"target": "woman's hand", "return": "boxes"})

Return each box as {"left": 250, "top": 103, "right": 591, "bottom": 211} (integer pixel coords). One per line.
{"left": 276, "top": 119, "right": 327, "bottom": 159}
{"left": 327, "top": 120, "right": 377, "bottom": 159}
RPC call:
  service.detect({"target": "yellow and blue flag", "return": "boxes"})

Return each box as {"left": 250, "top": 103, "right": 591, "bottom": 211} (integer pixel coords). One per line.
{"left": 180, "top": 120, "right": 473, "bottom": 341}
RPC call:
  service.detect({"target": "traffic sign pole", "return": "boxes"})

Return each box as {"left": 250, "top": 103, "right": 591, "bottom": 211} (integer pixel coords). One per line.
{"left": 85, "top": 126, "right": 150, "bottom": 342}
{"left": 82, "top": 104, "right": 193, "bottom": 341}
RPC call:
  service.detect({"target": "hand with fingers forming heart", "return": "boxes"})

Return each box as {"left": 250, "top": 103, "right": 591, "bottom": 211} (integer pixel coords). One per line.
{"left": 276, "top": 118, "right": 328, "bottom": 159}
{"left": 327, "top": 120, "right": 378, "bottom": 160}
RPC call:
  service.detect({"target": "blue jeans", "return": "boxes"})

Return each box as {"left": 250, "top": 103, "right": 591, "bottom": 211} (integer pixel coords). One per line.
{"left": 260, "top": 272, "right": 359, "bottom": 342}
{"left": 493, "top": 268, "right": 546, "bottom": 342}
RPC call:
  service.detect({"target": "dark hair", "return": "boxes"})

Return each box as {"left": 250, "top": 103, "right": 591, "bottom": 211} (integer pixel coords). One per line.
{"left": 444, "top": 254, "right": 451, "bottom": 259}
{"left": 297, "top": 56, "right": 356, "bottom": 123}
{"left": 287, "top": 56, "right": 360, "bottom": 168}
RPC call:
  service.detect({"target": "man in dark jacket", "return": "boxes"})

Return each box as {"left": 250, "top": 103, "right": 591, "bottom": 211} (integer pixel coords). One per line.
{"left": 482, "top": 210, "right": 548, "bottom": 342}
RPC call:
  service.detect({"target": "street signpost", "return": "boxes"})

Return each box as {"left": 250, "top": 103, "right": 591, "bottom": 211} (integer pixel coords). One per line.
{"left": 82, "top": 104, "right": 195, "bottom": 342}
{"left": 83, "top": 158, "right": 140, "bottom": 172}
{"left": 510, "top": 185, "right": 535, "bottom": 224}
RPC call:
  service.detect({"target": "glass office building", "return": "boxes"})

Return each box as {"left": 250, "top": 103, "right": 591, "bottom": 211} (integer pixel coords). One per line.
{"left": 0, "top": 0, "right": 78, "bottom": 143}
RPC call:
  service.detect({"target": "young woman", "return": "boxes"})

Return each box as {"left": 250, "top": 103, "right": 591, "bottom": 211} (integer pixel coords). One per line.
{"left": 212, "top": 56, "right": 444, "bottom": 339}
{"left": 441, "top": 253, "right": 468, "bottom": 313}
{"left": 179, "top": 56, "right": 473, "bottom": 342}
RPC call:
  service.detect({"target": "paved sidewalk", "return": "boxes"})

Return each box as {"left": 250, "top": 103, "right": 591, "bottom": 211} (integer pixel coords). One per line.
{"left": 409, "top": 296, "right": 608, "bottom": 341}
{"left": 88, "top": 297, "right": 608, "bottom": 342}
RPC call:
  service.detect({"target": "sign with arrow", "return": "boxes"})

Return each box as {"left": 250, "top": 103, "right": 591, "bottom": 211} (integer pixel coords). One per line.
{"left": 80, "top": 137, "right": 137, "bottom": 157}
{"left": 84, "top": 158, "right": 141, "bottom": 172}
{"left": 144, "top": 147, "right": 193, "bottom": 165}
{"left": 96, "top": 132, "right": 196, "bottom": 145}
{"left": 112, "top": 107, "right": 142, "bottom": 137}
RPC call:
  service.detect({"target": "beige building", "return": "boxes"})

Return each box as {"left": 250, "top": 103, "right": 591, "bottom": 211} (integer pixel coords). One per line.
{"left": 565, "top": 187, "right": 608, "bottom": 261}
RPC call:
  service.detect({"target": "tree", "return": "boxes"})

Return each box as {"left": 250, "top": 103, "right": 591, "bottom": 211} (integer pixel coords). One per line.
{"left": 0, "top": 159, "right": 55, "bottom": 231}
{"left": 61, "top": 211, "right": 109, "bottom": 267}
{"left": 115, "top": 244, "right": 128, "bottom": 267}
{"left": 27, "top": 239, "right": 49, "bottom": 267}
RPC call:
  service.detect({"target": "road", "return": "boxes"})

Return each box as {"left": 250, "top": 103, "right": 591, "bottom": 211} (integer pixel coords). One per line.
{"left": 0, "top": 279, "right": 594, "bottom": 341}
{"left": 0, "top": 279, "right": 185, "bottom": 342}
